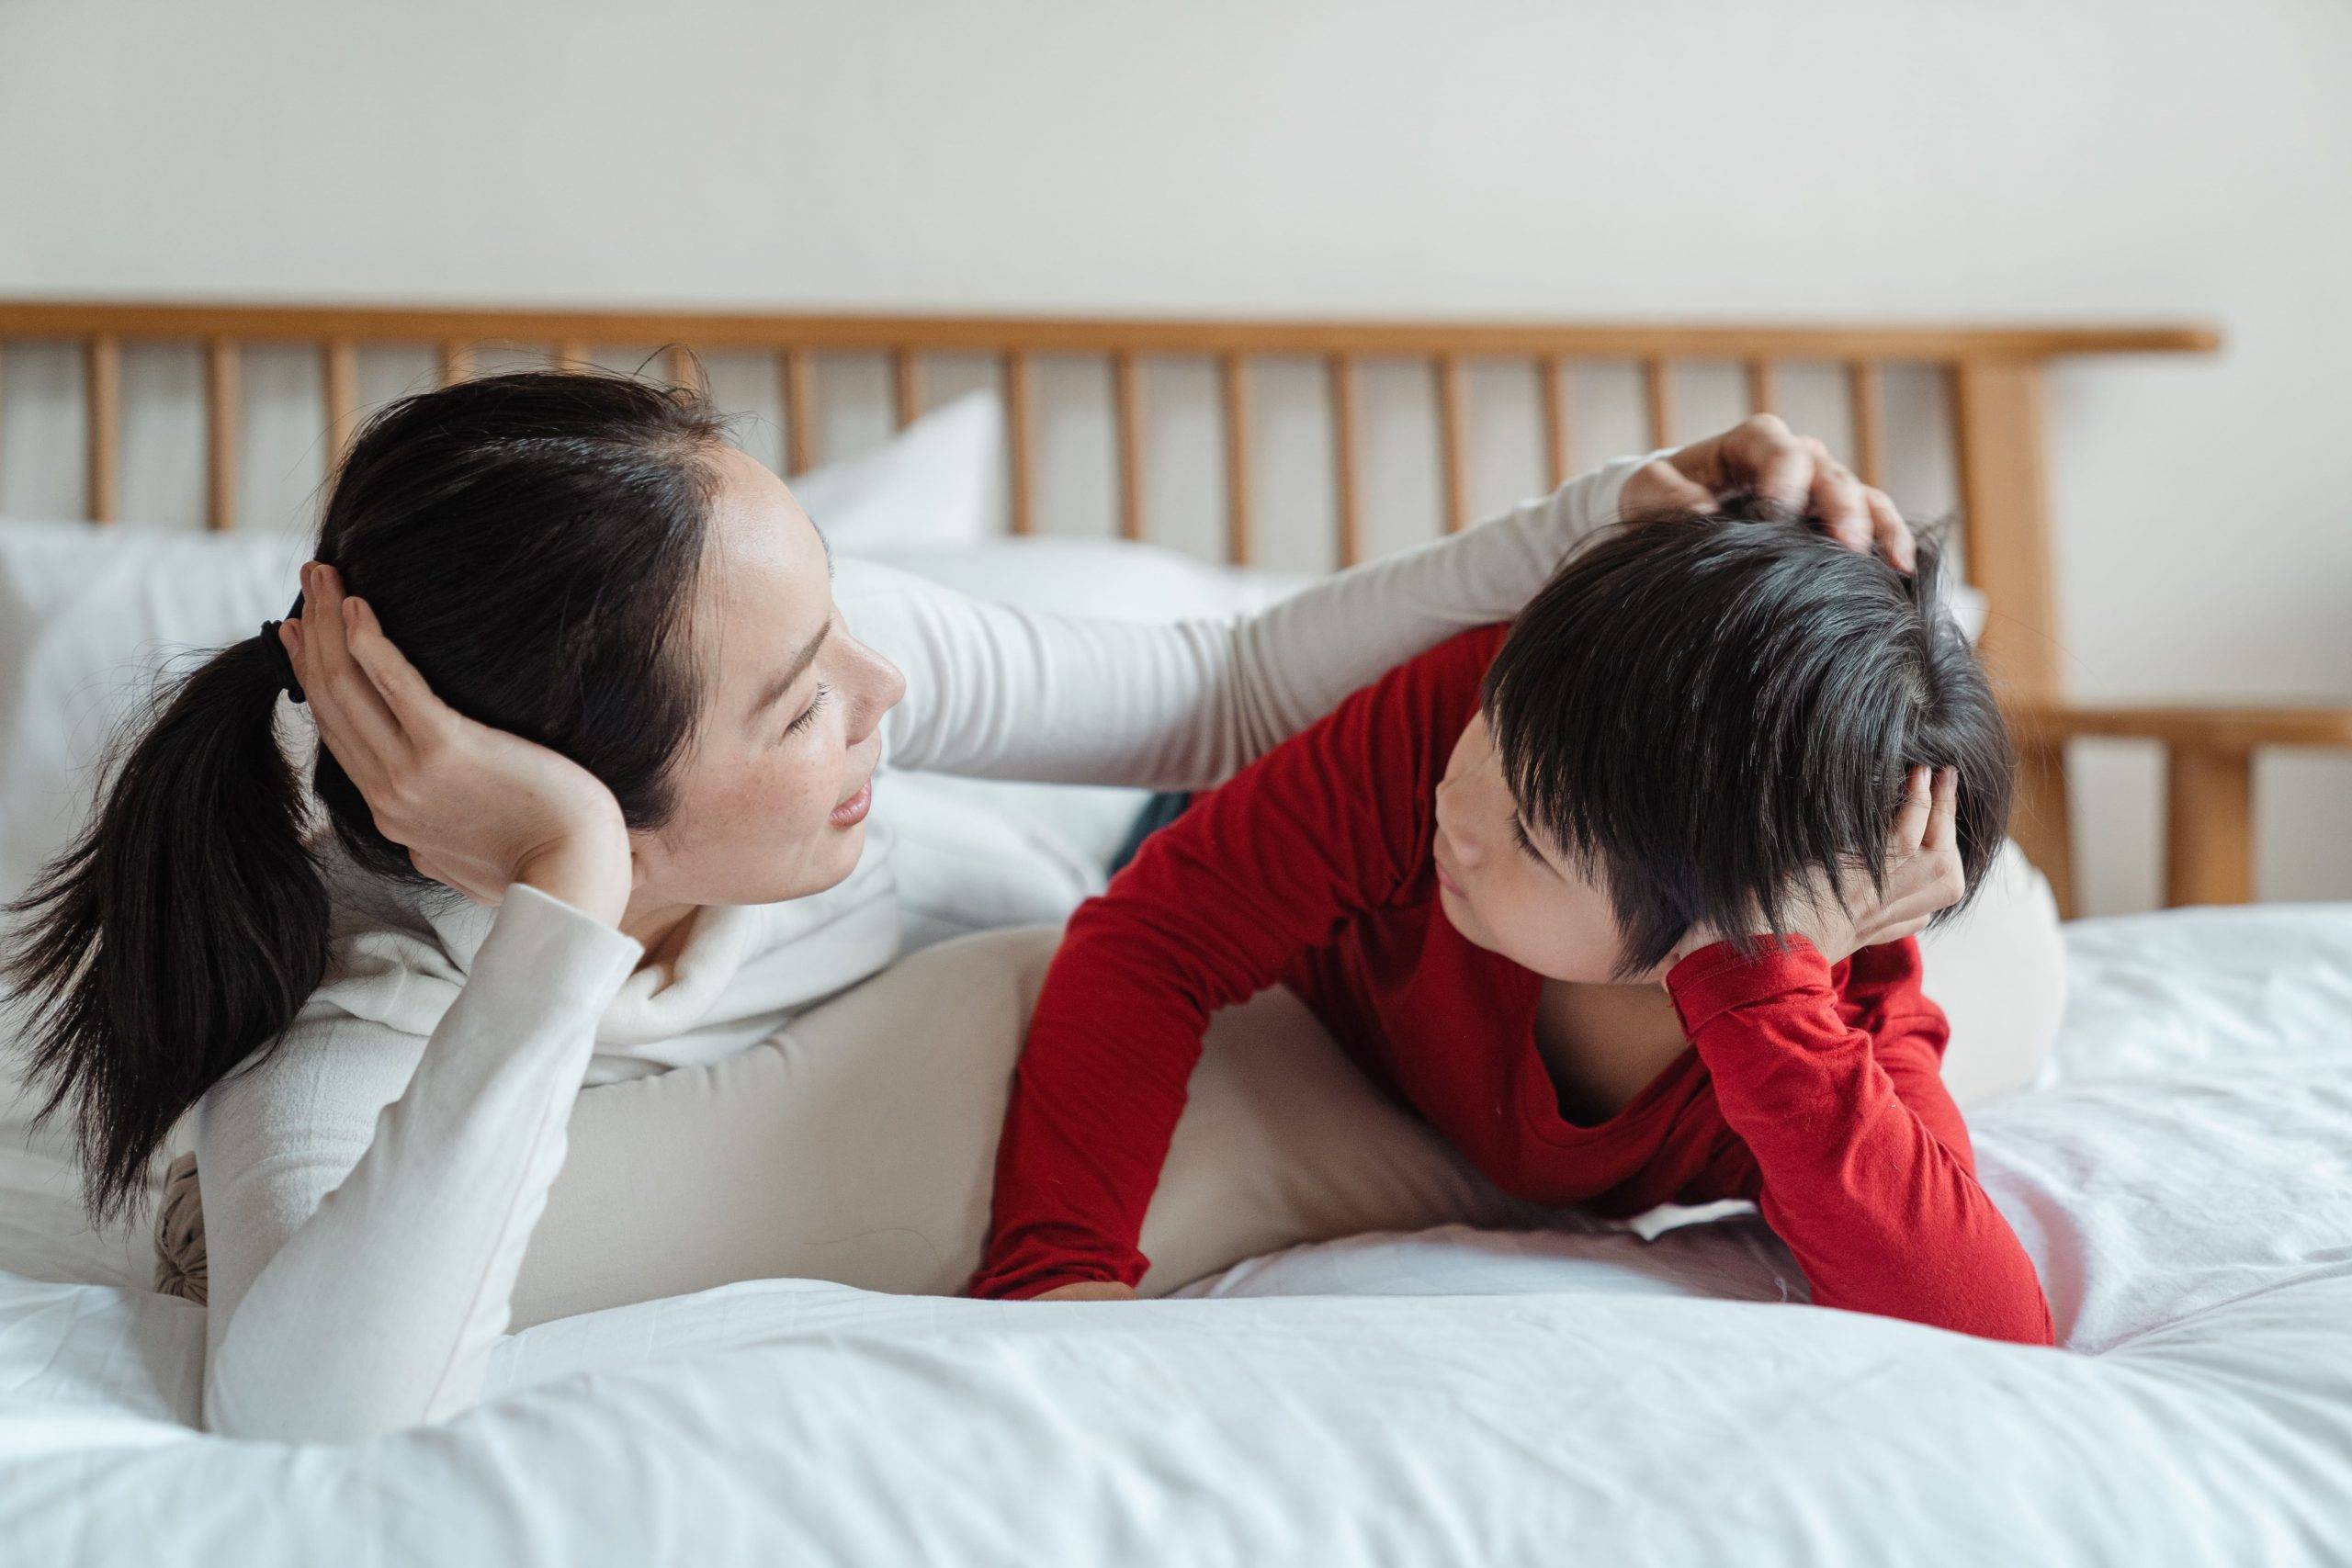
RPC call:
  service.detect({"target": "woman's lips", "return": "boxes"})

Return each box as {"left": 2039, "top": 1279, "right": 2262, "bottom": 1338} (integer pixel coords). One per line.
{"left": 1433, "top": 854, "right": 1462, "bottom": 896}
{"left": 829, "top": 778, "right": 874, "bottom": 829}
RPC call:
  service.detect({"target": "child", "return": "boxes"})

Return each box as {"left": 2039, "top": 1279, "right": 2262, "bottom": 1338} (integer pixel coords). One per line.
{"left": 967, "top": 502, "right": 2053, "bottom": 1345}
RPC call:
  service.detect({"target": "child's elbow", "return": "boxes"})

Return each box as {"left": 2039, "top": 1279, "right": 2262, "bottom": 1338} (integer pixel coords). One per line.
{"left": 1908, "top": 1282, "right": 2058, "bottom": 1348}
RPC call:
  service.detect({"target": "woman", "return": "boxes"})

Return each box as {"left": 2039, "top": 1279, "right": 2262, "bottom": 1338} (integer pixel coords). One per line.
{"left": 4, "top": 372, "right": 1908, "bottom": 1442}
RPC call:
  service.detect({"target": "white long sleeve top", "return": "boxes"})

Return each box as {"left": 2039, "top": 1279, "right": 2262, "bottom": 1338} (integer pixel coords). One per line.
{"left": 191, "top": 456, "right": 1645, "bottom": 1441}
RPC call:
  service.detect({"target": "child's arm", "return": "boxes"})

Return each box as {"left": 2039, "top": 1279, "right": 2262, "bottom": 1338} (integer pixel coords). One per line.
{"left": 1667, "top": 934, "right": 2056, "bottom": 1345}
{"left": 966, "top": 628, "right": 1500, "bottom": 1301}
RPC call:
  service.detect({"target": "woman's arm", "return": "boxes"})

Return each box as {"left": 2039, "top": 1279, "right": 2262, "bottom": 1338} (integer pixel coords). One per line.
{"left": 844, "top": 456, "right": 1650, "bottom": 788}
{"left": 202, "top": 566, "right": 646, "bottom": 1440}
{"left": 1664, "top": 935, "right": 2055, "bottom": 1346}
{"left": 197, "top": 882, "right": 642, "bottom": 1441}
{"left": 847, "top": 415, "right": 1918, "bottom": 791}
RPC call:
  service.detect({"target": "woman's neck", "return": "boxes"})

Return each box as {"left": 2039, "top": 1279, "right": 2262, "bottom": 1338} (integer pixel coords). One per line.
{"left": 620, "top": 898, "right": 701, "bottom": 976}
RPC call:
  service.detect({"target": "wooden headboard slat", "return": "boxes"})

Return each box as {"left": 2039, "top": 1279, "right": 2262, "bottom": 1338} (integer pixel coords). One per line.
{"left": 1538, "top": 355, "right": 1570, "bottom": 491}
{"left": 779, "top": 349, "right": 817, "bottom": 476}
{"left": 1000, "top": 349, "right": 1035, "bottom": 536}
{"left": 1218, "top": 355, "right": 1252, "bottom": 563}
{"left": 1328, "top": 354, "right": 1364, "bottom": 566}
{"left": 1111, "top": 351, "right": 1145, "bottom": 544}
{"left": 83, "top": 335, "right": 120, "bottom": 525}
{"left": 1846, "top": 361, "right": 1887, "bottom": 489}
{"left": 322, "top": 340, "right": 361, "bottom": 465}
{"left": 890, "top": 348, "right": 923, "bottom": 431}
{"left": 204, "top": 338, "right": 238, "bottom": 532}
{"left": 1434, "top": 355, "right": 1470, "bottom": 536}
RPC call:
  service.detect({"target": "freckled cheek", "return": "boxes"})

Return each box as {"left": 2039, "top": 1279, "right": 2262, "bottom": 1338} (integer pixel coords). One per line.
{"left": 696, "top": 753, "right": 831, "bottom": 848}
{"left": 765, "top": 756, "right": 836, "bottom": 828}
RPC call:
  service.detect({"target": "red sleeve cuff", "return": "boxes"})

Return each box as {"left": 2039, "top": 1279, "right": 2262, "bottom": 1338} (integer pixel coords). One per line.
{"left": 967, "top": 1246, "right": 1144, "bottom": 1302}
{"left": 1664, "top": 935, "right": 1838, "bottom": 1035}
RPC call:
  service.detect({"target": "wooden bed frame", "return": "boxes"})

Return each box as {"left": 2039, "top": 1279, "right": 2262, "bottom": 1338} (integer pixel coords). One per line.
{"left": 3, "top": 299, "right": 2333, "bottom": 917}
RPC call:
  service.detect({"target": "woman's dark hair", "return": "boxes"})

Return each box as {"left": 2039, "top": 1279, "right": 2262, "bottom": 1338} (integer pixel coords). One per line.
{"left": 4, "top": 371, "right": 729, "bottom": 1219}
{"left": 1481, "top": 497, "right": 2015, "bottom": 978}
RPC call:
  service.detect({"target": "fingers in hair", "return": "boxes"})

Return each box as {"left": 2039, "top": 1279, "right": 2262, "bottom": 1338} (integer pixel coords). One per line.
{"left": 343, "top": 597, "right": 446, "bottom": 744}
{"left": 298, "top": 563, "right": 406, "bottom": 784}
{"left": 1892, "top": 763, "right": 1934, "bottom": 851}
{"left": 1810, "top": 460, "right": 1871, "bottom": 552}
{"left": 1927, "top": 765, "right": 1960, "bottom": 852}
{"left": 1866, "top": 488, "right": 1916, "bottom": 572}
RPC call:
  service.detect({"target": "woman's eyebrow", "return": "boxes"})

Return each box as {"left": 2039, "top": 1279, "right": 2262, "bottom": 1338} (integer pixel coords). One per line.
{"left": 747, "top": 621, "right": 832, "bottom": 722}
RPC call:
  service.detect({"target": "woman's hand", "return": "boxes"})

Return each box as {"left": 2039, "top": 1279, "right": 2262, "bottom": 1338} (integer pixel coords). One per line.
{"left": 1026, "top": 1281, "right": 1139, "bottom": 1302}
{"left": 1619, "top": 413, "right": 1917, "bottom": 572}
{"left": 1669, "top": 766, "right": 1963, "bottom": 972}
{"left": 281, "top": 561, "right": 636, "bottom": 927}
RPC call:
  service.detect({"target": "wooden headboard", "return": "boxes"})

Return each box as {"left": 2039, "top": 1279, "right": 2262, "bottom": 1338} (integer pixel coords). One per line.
{"left": 6, "top": 299, "right": 2300, "bottom": 919}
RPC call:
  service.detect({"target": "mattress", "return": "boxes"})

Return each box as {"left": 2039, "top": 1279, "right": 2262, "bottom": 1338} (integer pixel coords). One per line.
{"left": 4, "top": 902, "right": 2349, "bottom": 1567}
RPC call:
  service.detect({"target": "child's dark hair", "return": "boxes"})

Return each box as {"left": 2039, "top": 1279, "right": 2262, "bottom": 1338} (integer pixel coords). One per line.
{"left": 4, "top": 371, "right": 728, "bottom": 1220}
{"left": 1480, "top": 498, "right": 2014, "bottom": 977}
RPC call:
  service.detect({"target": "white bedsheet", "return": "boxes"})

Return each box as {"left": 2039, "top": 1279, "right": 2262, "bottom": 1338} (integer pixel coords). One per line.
{"left": 4, "top": 903, "right": 2350, "bottom": 1566}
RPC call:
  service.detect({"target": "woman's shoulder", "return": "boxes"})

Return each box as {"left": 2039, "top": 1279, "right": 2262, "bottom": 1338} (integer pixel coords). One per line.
{"left": 197, "top": 991, "right": 428, "bottom": 1151}
{"left": 292, "top": 831, "right": 477, "bottom": 1035}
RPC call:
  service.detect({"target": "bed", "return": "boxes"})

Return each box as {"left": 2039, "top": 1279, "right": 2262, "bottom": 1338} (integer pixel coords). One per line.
{"left": 3, "top": 300, "right": 2348, "bottom": 1566}
{"left": 6, "top": 903, "right": 2348, "bottom": 1563}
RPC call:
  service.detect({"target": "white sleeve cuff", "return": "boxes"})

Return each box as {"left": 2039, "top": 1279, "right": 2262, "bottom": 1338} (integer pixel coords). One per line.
{"left": 466, "top": 881, "right": 645, "bottom": 1021}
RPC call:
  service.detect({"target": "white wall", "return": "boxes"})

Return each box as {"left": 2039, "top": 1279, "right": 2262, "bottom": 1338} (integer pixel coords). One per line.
{"left": 3, "top": 0, "right": 2347, "bottom": 915}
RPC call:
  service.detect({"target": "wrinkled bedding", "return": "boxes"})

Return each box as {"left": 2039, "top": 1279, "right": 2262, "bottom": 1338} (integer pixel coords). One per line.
{"left": 4, "top": 903, "right": 2349, "bottom": 1566}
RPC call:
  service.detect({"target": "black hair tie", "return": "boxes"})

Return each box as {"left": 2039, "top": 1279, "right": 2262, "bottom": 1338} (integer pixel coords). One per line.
{"left": 259, "top": 589, "right": 307, "bottom": 705}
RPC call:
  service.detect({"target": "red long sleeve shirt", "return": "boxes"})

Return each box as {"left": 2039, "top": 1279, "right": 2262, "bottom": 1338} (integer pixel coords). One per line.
{"left": 970, "top": 625, "right": 2055, "bottom": 1346}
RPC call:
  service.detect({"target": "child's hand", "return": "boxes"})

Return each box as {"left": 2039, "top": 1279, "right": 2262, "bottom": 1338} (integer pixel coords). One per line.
{"left": 1670, "top": 766, "right": 1963, "bottom": 971}
{"left": 1027, "top": 1281, "right": 1139, "bottom": 1302}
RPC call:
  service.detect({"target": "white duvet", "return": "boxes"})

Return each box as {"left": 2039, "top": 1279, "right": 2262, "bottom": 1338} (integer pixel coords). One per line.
{"left": 4, "top": 902, "right": 2350, "bottom": 1567}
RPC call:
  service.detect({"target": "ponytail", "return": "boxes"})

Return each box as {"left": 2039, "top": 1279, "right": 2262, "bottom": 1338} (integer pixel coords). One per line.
{"left": 6, "top": 368, "right": 726, "bottom": 1221}
{"left": 4, "top": 634, "right": 329, "bottom": 1220}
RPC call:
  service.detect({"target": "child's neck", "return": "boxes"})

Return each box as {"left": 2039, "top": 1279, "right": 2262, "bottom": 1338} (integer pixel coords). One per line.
{"left": 1531, "top": 977, "right": 1692, "bottom": 1127}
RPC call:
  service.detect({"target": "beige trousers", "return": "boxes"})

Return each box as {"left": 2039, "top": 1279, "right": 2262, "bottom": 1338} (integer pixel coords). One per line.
{"left": 513, "top": 843, "right": 2063, "bottom": 1326}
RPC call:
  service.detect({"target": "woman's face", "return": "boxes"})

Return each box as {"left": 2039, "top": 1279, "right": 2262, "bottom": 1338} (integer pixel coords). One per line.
{"left": 1430, "top": 710, "right": 1672, "bottom": 986}
{"left": 626, "top": 446, "right": 906, "bottom": 912}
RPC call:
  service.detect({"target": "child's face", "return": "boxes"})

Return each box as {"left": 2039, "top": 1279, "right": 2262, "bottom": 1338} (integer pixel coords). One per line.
{"left": 1432, "top": 711, "right": 1674, "bottom": 986}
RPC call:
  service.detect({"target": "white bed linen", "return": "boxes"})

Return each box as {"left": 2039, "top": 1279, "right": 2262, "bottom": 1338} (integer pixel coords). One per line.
{"left": 4, "top": 902, "right": 2349, "bottom": 1566}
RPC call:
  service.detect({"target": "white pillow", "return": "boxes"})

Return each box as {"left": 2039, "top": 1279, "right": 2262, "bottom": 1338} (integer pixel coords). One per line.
{"left": 0, "top": 521, "right": 311, "bottom": 908}
{"left": 789, "top": 390, "right": 1002, "bottom": 550}
{"left": 1917, "top": 840, "right": 2067, "bottom": 1102}
{"left": 847, "top": 535, "right": 1312, "bottom": 625}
